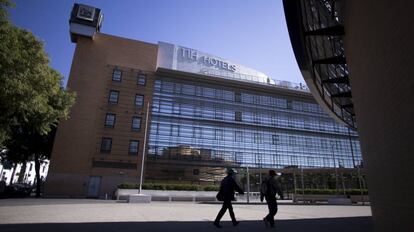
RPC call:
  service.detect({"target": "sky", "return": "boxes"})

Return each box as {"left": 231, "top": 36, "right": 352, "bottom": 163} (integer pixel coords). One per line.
{"left": 8, "top": 0, "right": 303, "bottom": 87}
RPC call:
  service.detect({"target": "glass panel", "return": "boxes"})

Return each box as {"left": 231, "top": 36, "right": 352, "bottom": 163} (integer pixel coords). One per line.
{"left": 137, "top": 74, "right": 146, "bottom": 86}
{"left": 108, "top": 90, "right": 119, "bottom": 103}
{"left": 100, "top": 138, "right": 112, "bottom": 153}
{"left": 135, "top": 94, "right": 144, "bottom": 107}
{"left": 132, "top": 117, "right": 141, "bottom": 131}
{"left": 112, "top": 69, "right": 122, "bottom": 82}
{"left": 105, "top": 113, "right": 116, "bottom": 128}
{"left": 129, "top": 140, "right": 139, "bottom": 155}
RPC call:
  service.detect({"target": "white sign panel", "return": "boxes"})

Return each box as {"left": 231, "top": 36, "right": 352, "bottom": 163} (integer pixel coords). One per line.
{"left": 156, "top": 42, "right": 274, "bottom": 85}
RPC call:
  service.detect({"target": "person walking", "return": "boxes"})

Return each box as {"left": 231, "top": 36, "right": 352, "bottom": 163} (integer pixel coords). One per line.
{"left": 214, "top": 168, "right": 244, "bottom": 228}
{"left": 260, "top": 170, "right": 283, "bottom": 228}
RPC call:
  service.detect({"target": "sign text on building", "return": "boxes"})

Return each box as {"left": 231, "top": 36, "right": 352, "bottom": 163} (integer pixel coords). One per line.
{"left": 180, "top": 48, "right": 236, "bottom": 72}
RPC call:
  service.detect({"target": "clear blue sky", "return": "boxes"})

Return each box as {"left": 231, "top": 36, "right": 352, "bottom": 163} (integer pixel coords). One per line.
{"left": 9, "top": 0, "right": 303, "bottom": 87}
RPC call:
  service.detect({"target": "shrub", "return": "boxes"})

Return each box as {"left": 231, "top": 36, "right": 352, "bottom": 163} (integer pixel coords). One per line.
{"left": 295, "top": 188, "right": 368, "bottom": 195}
{"left": 117, "top": 182, "right": 220, "bottom": 191}
{"left": 203, "top": 185, "right": 220, "bottom": 191}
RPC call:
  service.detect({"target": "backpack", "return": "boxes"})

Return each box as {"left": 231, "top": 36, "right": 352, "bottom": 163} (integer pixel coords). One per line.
{"left": 260, "top": 179, "right": 269, "bottom": 196}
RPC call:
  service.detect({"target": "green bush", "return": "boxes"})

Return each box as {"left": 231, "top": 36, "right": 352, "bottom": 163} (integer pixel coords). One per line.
{"left": 117, "top": 182, "right": 220, "bottom": 191}
{"left": 117, "top": 182, "right": 138, "bottom": 189}
{"left": 203, "top": 185, "right": 220, "bottom": 191}
{"left": 295, "top": 188, "right": 368, "bottom": 195}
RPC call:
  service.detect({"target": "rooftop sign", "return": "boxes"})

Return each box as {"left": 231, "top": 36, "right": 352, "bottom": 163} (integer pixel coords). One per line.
{"left": 156, "top": 42, "right": 274, "bottom": 85}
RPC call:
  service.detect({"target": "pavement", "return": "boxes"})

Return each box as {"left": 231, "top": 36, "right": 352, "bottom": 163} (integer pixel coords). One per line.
{"left": 0, "top": 198, "right": 373, "bottom": 232}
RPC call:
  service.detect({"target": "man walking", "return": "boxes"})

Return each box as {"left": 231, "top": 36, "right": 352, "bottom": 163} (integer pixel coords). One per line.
{"left": 261, "top": 170, "right": 283, "bottom": 228}
{"left": 214, "top": 168, "right": 244, "bottom": 228}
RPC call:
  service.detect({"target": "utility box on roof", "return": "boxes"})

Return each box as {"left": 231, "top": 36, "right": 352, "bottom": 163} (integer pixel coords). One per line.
{"left": 69, "top": 3, "right": 103, "bottom": 43}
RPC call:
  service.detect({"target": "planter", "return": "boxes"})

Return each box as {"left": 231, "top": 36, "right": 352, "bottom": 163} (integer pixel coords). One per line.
{"left": 115, "top": 189, "right": 217, "bottom": 202}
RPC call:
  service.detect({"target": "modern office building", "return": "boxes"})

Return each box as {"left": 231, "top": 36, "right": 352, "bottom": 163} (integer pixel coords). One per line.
{"left": 283, "top": 0, "right": 414, "bottom": 231}
{"left": 45, "top": 4, "right": 362, "bottom": 198}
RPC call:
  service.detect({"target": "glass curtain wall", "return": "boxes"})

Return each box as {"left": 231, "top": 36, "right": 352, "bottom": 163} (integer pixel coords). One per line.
{"left": 146, "top": 76, "right": 362, "bottom": 184}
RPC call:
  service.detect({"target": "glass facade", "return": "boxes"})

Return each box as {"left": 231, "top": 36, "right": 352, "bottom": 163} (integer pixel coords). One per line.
{"left": 147, "top": 76, "right": 362, "bottom": 182}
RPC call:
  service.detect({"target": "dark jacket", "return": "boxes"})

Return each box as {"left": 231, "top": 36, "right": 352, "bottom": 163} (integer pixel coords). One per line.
{"left": 218, "top": 175, "right": 244, "bottom": 201}
{"left": 265, "top": 176, "right": 283, "bottom": 198}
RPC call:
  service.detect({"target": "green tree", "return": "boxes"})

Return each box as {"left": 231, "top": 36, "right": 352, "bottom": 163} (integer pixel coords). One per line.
{"left": 0, "top": 0, "right": 75, "bottom": 196}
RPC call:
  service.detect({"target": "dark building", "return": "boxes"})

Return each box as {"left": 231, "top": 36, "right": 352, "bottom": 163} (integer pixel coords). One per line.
{"left": 283, "top": 1, "right": 414, "bottom": 231}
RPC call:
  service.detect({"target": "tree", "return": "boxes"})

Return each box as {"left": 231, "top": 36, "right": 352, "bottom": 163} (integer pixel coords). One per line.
{"left": 0, "top": 0, "right": 76, "bottom": 196}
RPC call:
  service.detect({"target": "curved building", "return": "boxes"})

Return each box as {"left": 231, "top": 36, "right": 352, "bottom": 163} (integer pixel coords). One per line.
{"left": 283, "top": 0, "right": 414, "bottom": 231}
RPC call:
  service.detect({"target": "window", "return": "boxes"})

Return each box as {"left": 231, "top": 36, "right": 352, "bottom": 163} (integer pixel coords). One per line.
{"left": 289, "top": 136, "right": 296, "bottom": 146}
{"left": 193, "top": 127, "right": 202, "bottom": 138}
{"left": 253, "top": 113, "right": 260, "bottom": 124}
{"left": 271, "top": 115, "right": 277, "bottom": 126}
{"left": 108, "top": 90, "right": 119, "bottom": 104}
{"left": 235, "top": 111, "right": 242, "bottom": 122}
{"left": 287, "top": 100, "right": 293, "bottom": 109}
{"left": 112, "top": 69, "right": 122, "bottom": 82}
{"left": 255, "top": 153, "right": 263, "bottom": 165}
{"left": 215, "top": 108, "right": 223, "bottom": 119}
{"left": 253, "top": 95, "right": 260, "bottom": 104}
{"left": 137, "top": 73, "right": 146, "bottom": 86}
{"left": 235, "top": 92, "right": 241, "bottom": 102}
{"left": 104, "top": 113, "right": 116, "bottom": 128}
{"left": 214, "top": 129, "right": 223, "bottom": 140}
{"left": 172, "top": 102, "right": 180, "bottom": 114}
{"left": 254, "top": 133, "right": 262, "bottom": 144}
{"left": 272, "top": 134, "right": 279, "bottom": 145}
{"left": 129, "top": 140, "right": 139, "bottom": 155}
{"left": 171, "top": 125, "right": 179, "bottom": 136}
{"left": 194, "top": 105, "right": 202, "bottom": 117}
{"left": 131, "top": 116, "right": 141, "bottom": 131}
{"left": 235, "top": 152, "right": 243, "bottom": 163}
{"left": 235, "top": 131, "right": 243, "bottom": 142}
{"left": 135, "top": 94, "right": 144, "bottom": 107}
{"left": 100, "top": 137, "right": 112, "bottom": 153}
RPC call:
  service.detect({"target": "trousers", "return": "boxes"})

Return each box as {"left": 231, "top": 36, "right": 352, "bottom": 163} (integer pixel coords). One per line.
{"left": 215, "top": 200, "right": 237, "bottom": 223}
{"left": 265, "top": 195, "right": 278, "bottom": 226}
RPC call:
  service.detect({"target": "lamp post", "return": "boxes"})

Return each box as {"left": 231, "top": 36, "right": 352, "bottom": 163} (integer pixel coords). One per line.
{"left": 258, "top": 155, "right": 262, "bottom": 187}
{"left": 139, "top": 101, "right": 151, "bottom": 194}
{"left": 330, "top": 141, "right": 339, "bottom": 195}
{"left": 246, "top": 166, "right": 250, "bottom": 204}
{"left": 300, "top": 165, "right": 305, "bottom": 199}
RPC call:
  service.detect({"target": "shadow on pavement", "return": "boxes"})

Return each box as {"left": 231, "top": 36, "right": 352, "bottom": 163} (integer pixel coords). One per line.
{"left": 0, "top": 216, "right": 372, "bottom": 232}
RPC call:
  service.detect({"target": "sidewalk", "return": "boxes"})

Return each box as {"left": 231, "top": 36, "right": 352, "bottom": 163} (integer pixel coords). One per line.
{"left": 0, "top": 198, "right": 373, "bottom": 232}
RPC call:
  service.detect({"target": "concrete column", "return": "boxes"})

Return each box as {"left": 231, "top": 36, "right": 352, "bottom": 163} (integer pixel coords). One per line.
{"left": 344, "top": 1, "right": 414, "bottom": 231}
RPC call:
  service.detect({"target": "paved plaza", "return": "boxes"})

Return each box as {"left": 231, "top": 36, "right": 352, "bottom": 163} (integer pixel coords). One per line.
{"left": 0, "top": 199, "right": 372, "bottom": 232}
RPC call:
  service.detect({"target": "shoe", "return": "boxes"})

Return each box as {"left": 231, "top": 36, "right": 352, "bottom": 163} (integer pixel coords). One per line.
{"left": 263, "top": 217, "right": 269, "bottom": 227}
{"left": 213, "top": 221, "right": 222, "bottom": 228}
{"left": 233, "top": 221, "right": 239, "bottom": 226}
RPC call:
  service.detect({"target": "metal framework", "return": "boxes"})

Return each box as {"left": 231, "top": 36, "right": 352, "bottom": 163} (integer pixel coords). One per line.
{"left": 283, "top": 0, "right": 356, "bottom": 129}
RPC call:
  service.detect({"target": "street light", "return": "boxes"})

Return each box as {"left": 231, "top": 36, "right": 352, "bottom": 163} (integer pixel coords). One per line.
{"left": 330, "top": 141, "right": 339, "bottom": 195}
{"left": 139, "top": 101, "right": 151, "bottom": 194}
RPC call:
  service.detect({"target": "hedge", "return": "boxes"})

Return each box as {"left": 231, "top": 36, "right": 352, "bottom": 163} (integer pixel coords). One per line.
{"left": 295, "top": 188, "right": 368, "bottom": 195}
{"left": 117, "top": 182, "right": 220, "bottom": 191}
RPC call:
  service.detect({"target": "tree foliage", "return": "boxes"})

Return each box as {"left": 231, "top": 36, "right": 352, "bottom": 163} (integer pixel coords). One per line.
{"left": 0, "top": 0, "right": 75, "bottom": 196}
{"left": 0, "top": 0, "right": 75, "bottom": 146}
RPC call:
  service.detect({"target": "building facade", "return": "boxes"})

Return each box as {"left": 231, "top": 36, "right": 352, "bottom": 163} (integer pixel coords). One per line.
{"left": 283, "top": 1, "right": 414, "bottom": 231}
{"left": 45, "top": 4, "right": 362, "bottom": 198}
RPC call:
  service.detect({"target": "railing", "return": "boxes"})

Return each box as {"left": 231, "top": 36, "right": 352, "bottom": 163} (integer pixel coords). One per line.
{"left": 198, "top": 68, "right": 310, "bottom": 93}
